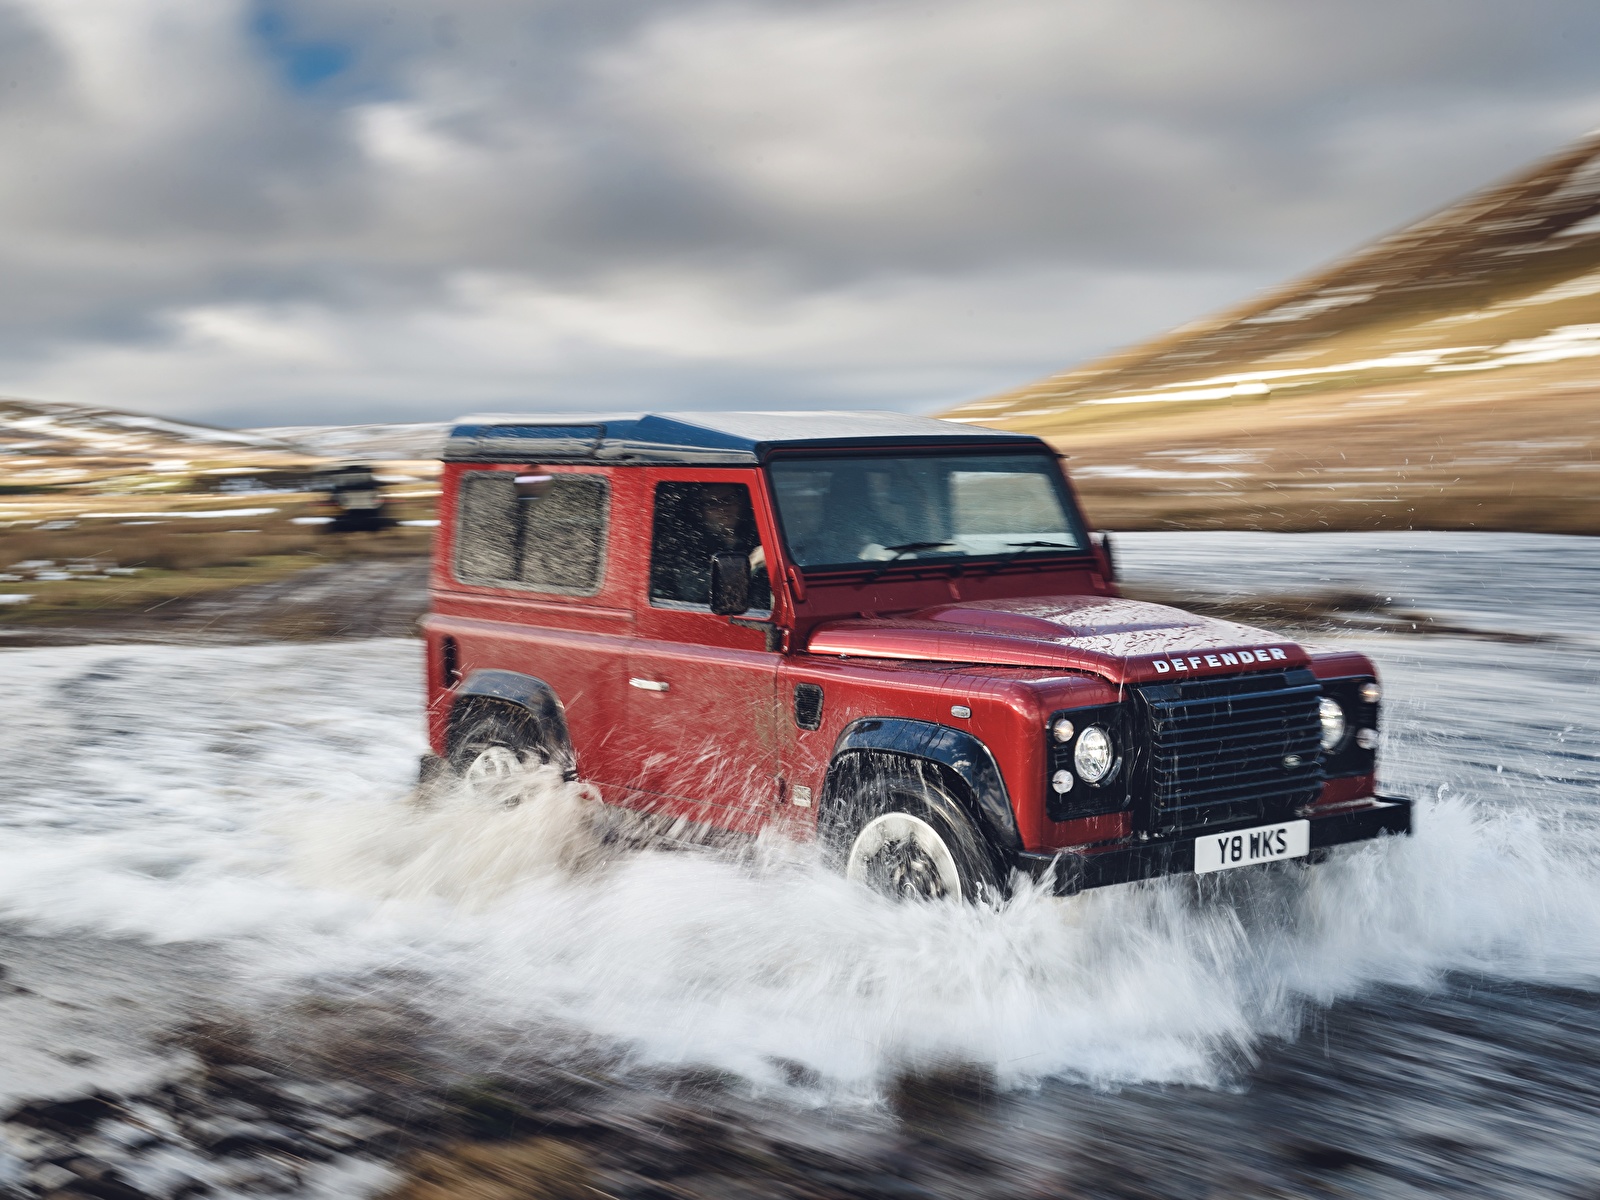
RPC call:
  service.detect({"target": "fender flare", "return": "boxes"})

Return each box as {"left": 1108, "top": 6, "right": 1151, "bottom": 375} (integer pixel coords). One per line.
{"left": 448, "top": 669, "right": 575, "bottom": 770}
{"left": 822, "top": 717, "right": 1023, "bottom": 856}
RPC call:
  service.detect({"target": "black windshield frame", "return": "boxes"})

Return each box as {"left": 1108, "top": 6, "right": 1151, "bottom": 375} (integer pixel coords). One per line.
{"left": 764, "top": 448, "right": 1091, "bottom": 575}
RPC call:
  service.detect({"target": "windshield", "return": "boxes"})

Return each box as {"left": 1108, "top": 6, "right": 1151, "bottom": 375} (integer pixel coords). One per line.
{"left": 768, "top": 452, "right": 1086, "bottom": 571}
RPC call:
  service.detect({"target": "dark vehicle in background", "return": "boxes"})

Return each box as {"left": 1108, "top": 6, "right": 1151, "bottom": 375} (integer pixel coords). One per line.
{"left": 315, "top": 464, "right": 396, "bottom": 533}
{"left": 420, "top": 412, "right": 1410, "bottom": 902}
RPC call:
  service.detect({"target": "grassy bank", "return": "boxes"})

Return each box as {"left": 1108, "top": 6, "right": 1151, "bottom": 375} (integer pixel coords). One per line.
{"left": 0, "top": 494, "right": 435, "bottom": 628}
{"left": 1052, "top": 360, "right": 1600, "bottom": 534}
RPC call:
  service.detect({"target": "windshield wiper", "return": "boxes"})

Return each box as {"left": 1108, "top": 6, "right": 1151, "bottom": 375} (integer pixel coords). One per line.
{"left": 982, "top": 539, "right": 1082, "bottom": 574}
{"left": 864, "top": 540, "right": 959, "bottom": 581}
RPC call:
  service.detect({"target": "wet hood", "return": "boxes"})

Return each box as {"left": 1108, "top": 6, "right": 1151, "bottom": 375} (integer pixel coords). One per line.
{"left": 806, "top": 595, "right": 1308, "bottom": 685}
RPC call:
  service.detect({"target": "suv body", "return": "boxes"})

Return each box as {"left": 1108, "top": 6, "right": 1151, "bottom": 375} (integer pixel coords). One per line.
{"left": 421, "top": 412, "right": 1410, "bottom": 897}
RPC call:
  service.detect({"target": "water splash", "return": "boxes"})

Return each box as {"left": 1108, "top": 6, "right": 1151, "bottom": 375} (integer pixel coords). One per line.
{"left": 293, "top": 764, "right": 608, "bottom": 908}
{"left": 284, "top": 757, "right": 1600, "bottom": 1094}
{"left": 3, "top": 638, "right": 1599, "bottom": 1099}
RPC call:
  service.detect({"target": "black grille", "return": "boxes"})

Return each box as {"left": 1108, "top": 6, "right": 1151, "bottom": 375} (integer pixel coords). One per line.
{"left": 1135, "top": 669, "right": 1323, "bottom": 831}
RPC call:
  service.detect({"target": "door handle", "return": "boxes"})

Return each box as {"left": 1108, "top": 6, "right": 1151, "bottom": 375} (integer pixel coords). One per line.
{"left": 629, "top": 678, "right": 670, "bottom": 692}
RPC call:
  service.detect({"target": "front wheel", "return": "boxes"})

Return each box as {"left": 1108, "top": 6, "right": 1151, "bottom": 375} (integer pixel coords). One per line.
{"left": 833, "top": 773, "right": 1005, "bottom": 904}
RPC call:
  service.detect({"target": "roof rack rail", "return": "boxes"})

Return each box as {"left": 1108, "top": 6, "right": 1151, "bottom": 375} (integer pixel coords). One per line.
{"left": 442, "top": 410, "right": 1041, "bottom": 465}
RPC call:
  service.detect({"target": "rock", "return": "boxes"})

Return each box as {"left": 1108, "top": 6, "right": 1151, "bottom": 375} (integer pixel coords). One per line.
{"left": 1, "top": 1124, "right": 71, "bottom": 1163}
{"left": 29, "top": 1162, "right": 77, "bottom": 1191}
{"left": 42, "top": 1156, "right": 152, "bottom": 1199}
{"left": 207, "top": 1157, "right": 301, "bottom": 1194}
{"left": 11, "top": 1098, "right": 121, "bottom": 1136}
{"left": 306, "top": 1116, "right": 397, "bottom": 1152}
{"left": 274, "top": 1081, "right": 370, "bottom": 1118}
{"left": 114, "top": 1148, "right": 213, "bottom": 1200}
{"left": 85, "top": 1123, "right": 160, "bottom": 1154}
{"left": 115, "top": 1108, "right": 180, "bottom": 1144}
{"left": 217, "top": 1067, "right": 273, "bottom": 1085}
{"left": 206, "top": 1099, "right": 267, "bottom": 1122}
{"left": 183, "top": 1117, "right": 329, "bottom": 1160}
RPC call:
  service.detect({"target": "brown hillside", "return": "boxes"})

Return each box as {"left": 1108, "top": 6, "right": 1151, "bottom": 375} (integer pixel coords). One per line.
{"left": 943, "top": 133, "right": 1600, "bottom": 533}
{"left": 0, "top": 395, "right": 320, "bottom": 496}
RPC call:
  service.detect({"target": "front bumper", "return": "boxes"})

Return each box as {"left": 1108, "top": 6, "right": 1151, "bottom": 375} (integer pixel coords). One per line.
{"left": 1014, "top": 796, "right": 1413, "bottom": 895}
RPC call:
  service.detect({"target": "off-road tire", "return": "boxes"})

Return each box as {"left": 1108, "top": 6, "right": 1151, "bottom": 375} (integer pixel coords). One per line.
{"left": 447, "top": 705, "right": 550, "bottom": 797}
{"left": 828, "top": 768, "right": 1006, "bottom": 904}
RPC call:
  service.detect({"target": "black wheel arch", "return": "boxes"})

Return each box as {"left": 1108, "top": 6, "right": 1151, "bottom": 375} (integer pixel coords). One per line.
{"left": 446, "top": 669, "right": 576, "bottom": 775}
{"left": 820, "top": 717, "right": 1024, "bottom": 860}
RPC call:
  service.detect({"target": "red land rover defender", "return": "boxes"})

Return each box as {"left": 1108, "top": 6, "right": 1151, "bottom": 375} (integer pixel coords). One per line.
{"left": 421, "top": 412, "right": 1411, "bottom": 901}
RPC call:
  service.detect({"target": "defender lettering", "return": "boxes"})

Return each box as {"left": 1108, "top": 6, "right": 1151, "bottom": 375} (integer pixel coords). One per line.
{"left": 1150, "top": 645, "right": 1292, "bottom": 675}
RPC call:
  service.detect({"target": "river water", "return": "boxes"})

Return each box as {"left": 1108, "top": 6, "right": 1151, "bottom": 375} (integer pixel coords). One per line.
{"left": 0, "top": 532, "right": 1597, "bottom": 1196}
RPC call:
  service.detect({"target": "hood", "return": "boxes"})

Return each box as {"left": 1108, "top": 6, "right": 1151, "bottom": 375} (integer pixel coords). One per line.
{"left": 806, "top": 595, "right": 1308, "bottom": 685}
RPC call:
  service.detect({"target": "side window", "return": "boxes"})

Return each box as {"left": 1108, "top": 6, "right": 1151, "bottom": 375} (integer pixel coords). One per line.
{"left": 453, "top": 470, "right": 609, "bottom": 594}
{"left": 455, "top": 471, "right": 519, "bottom": 581}
{"left": 649, "top": 481, "right": 773, "bottom": 611}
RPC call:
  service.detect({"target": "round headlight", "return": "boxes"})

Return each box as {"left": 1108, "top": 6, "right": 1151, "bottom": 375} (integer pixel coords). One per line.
{"left": 1074, "top": 725, "right": 1114, "bottom": 783}
{"left": 1319, "top": 696, "right": 1347, "bottom": 751}
{"left": 1052, "top": 717, "right": 1075, "bottom": 744}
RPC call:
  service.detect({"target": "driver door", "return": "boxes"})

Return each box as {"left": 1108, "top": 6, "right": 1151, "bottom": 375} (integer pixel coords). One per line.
{"left": 624, "top": 472, "right": 784, "bottom": 830}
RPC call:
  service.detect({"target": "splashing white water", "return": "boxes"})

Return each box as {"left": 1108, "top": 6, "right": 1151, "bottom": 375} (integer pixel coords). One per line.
{"left": 287, "top": 769, "right": 1600, "bottom": 1091}
{"left": 1, "top": 635, "right": 1598, "bottom": 1097}
{"left": 293, "top": 763, "right": 607, "bottom": 908}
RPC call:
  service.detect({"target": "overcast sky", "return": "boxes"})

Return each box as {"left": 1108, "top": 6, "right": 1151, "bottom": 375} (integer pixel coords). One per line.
{"left": 2, "top": 0, "right": 1600, "bottom": 428}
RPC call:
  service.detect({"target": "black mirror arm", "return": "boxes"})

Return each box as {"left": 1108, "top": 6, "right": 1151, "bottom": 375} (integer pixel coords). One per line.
{"left": 730, "top": 615, "right": 784, "bottom": 652}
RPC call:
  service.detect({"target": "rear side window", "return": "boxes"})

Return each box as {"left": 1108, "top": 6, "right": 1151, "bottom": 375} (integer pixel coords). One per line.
{"left": 453, "top": 470, "right": 609, "bottom": 594}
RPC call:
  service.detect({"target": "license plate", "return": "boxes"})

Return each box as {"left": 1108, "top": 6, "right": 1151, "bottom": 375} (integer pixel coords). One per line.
{"left": 1193, "top": 819, "right": 1309, "bottom": 874}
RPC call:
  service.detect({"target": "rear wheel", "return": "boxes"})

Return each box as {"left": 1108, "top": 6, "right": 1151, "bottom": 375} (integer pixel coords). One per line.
{"left": 463, "top": 744, "right": 524, "bottom": 786}
{"left": 447, "top": 707, "right": 548, "bottom": 806}
{"left": 833, "top": 771, "right": 1005, "bottom": 904}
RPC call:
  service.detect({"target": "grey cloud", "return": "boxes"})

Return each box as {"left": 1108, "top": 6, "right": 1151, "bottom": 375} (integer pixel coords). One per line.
{"left": 0, "top": 0, "right": 1598, "bottom": 424}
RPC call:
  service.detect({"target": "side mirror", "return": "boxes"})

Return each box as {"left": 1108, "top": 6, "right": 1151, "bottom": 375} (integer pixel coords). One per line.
{"left": 709, "top": 552, "right": 752, "bottom": 615}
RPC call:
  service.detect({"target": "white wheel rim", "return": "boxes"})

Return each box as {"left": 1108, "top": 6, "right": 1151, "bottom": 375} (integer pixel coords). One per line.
{"left": 846, "top": 812, "right": 962, "bottom": 900}
{"left": 464, "top": 744, "right": 523, "bottom": 785}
